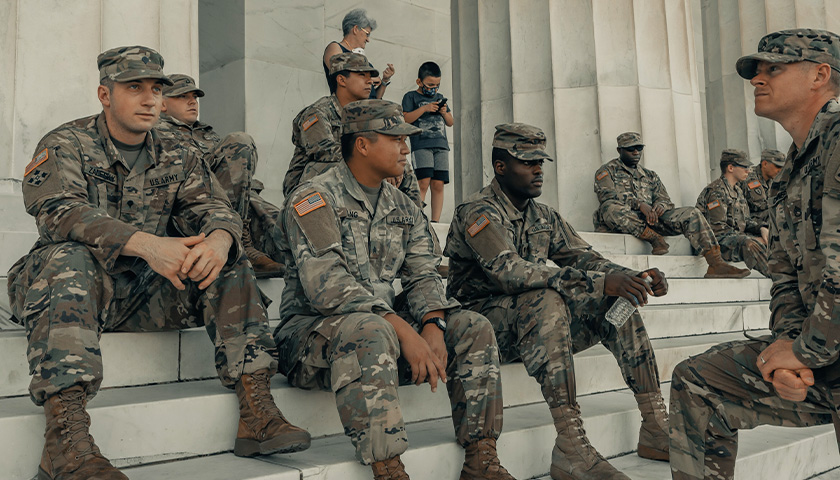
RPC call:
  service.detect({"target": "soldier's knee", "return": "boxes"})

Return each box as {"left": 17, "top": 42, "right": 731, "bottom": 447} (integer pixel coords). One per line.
{"left": 448, "top": 309, "right": 495, "bottom": 340}
{"left": 670, "top": 358, "right": 697, "bottom": 387}
{"left": 600, "top": 205, "right": 635, "bottom": 229}
{"left": 44, "top": 242, "right": 98, "bottom": 273}
{"left": 223, "top": 131, "right": 256, "bottom": 150}
{"left": 339, "top": 313, "right": 399, "bottom": 354}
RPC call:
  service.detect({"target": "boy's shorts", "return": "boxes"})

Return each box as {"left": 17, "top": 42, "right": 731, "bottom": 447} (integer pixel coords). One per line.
{"left": 412, "top": 147, "right": 450, "bottom": 183}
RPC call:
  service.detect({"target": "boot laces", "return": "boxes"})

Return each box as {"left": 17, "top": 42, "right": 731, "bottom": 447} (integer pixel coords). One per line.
{"left": 247, "top": 371, "right": 284, "bottom": 420}
{"left": 58, "top": 389, "right": 96, "bottom": 460}
{"left": 568, "top": 409, "right": 604, "bottom": 464}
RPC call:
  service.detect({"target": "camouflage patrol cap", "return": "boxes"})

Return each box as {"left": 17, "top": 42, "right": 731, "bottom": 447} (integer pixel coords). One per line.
{"left": 97, "top": 45, "right": 173, "bottom": 85}
{"left": 720, "top": 149, "right": 752, "bottom": 169}
{"left": 617, "top": 132, "right": 644, "bottom": 148}
{"left": 736, "top": 29, "right": 840, "bottom": 79}
{"left": 761, "top": 148, "right": 786, "bottom": 167}
{"left": 162, "top": 74, "right": 205, "bottom": 97}
{"left": 329, "top": 52, "right": 379, "bottom": 77}
{"left": 342, "top": 99, "right": 421, "bottom": 136}
{"left": 492, "top": 123, "right": 553, "bottom": 161}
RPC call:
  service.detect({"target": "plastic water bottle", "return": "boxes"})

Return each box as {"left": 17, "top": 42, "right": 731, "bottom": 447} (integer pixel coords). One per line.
{"left": 604, "top": 276, "right": 654, "bottom": 328}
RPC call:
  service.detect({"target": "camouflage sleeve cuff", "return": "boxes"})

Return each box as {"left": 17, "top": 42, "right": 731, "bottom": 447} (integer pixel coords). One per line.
{"left": 587, "top": 271, "right": 606, "bottom": 297}
{"left": 106, "top": 224, "right": 142, "bottom": 271}
{"left": 791, "top": 335, "right": 826, "bottom": 368}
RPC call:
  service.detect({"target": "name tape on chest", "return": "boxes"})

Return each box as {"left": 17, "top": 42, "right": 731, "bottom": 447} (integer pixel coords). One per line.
{"left": 467, "top": 214, "right": 490, "bottom": 237}
{"left": 596, "top": 170, "right": 609, "bottom": 181}
{"left": 528, "top": 223, "right": 552, "bottom": 234}
{"left": 302, "top": 114, "right": 319, "bottom": 132}
{"left": 295, "top": 192, "right": 327, "bottom": 216}
{"left": 707, "top": 199, "right": 721, "bottom": 210}
{"left": 145, "top": 171, "right": 185, "bottom": 188}
{"left": 25, "top": 149, "right": 50, "bottom": 177}
{"left": 84, "top": 165, "right": 118, "bottom": 184}
{"left": 748, "top": 180, "right": 761, "bottom": 190}
{"left": 387, "top": 215, "right": 415, "bottom": 225}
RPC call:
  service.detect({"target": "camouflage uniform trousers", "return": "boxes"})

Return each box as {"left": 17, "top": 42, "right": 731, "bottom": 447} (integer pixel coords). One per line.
{"left": 470, "top": 288, "right": 660, "bottom": 409}
{"left": 274, "top": 309, "right": 503, "bottom": 465}
{"left": 207, "top": 132, "right": 258, "bottom": 221}
{"left": 669, "top": 338, "right": 836, "bottom": 480}
{"left": 7, "top": 241, "right": 277, "bottom": 406}
{"left": 717, "top": 233, "right": 770, "bottom": 277}
{"left": 246, "top": 182, "right": 283, "bottom": 262}
{"left": 600, "top": 204, "right": 718, "bottom": 253}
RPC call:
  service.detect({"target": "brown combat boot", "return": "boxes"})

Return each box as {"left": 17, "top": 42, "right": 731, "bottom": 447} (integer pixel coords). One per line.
{"left": 634, "top": 392, "right": 669, "bottom": 461}
{"left": 638, "top": 227, "right": 670, "bottom": 255}
{"left": 702, "top": 245, "right": 750, "bottom": 279}
{"left": 242, "top": 223, "right": 285, "bottom": 278}
{"left": 372, "top": 455, "right": 410, "bottom": 480}
{"left": 38, "top": 386, "right": 127, "bottom": 480}
{"left": 234, "top": 369, "right": 311, "bottom": 457}
{"left": 460, "top": 438, "right": 515, "bottom": 480}
{"left": 549, "top": 404, "right": 629, "bottom": 480}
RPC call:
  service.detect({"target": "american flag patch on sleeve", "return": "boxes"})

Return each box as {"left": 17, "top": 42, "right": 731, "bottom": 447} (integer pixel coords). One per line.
{"left": 467, "top": 214, "right": 490, "bottom": 237}
{"left": 294, "top": 192, "right": 326, "bottom": 216}
{"left": 748, "top": 180, "right": 761, "bottom": 189}
{"left": 707, "top": 200, "right": 721, "bottom": 210}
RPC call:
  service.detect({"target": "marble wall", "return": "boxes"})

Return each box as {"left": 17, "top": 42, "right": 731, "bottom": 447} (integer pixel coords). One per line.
{"left": 198, "top": 0, "right": 455, "bottom": 213}
{"left": 0, "top": 0, "right": 199, "bottom": 193}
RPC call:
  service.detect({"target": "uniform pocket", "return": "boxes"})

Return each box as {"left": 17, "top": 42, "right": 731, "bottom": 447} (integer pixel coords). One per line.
{"left": 330, "top": 350, "right": 362, "bottom": 392}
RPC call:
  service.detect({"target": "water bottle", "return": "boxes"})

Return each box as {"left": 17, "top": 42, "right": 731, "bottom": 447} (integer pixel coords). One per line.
{"left": 604, "top": 276, "right": 654, "bottom": 328}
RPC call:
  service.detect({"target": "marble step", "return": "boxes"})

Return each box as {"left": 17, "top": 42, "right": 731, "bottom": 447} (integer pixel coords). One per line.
{"left": 606, "top": 253, "right": 764, "bottom": 279}
{"left": 125, "top": 453, "right": 300, "bottom": 480}
{"left": 0, "top": 332, "right": 753, "bottom": 478}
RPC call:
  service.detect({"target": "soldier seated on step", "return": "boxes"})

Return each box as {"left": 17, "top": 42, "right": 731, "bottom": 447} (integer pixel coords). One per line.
{"left": 444, "top": 123, "right": 668, "bottom": 480}
{"left": 593, "top": 132, "right": 751, "bottom": 278}
{"left": 5, "top": 45, "right": 310, "bottom": 480}
{"left": 696, "top": 149, "right": 771, "bottom": 277}
{"left": 670, "top": 28, "right": 840, "bottom": 480}
{"left": 154, "top": 73, "right": 284, "bottom": 278}
{"left": 740, "top": 148, "right": 785, "bottom": 227}
{"left": 273, "top": 99, "right": 514, "bottom": 480}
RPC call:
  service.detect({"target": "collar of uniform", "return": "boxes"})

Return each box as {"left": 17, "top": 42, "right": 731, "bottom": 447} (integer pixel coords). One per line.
{"left": 718, "top": 176, "right": 738, "bottom": 198}
{"left": 96, "top": 113, "right": 158, "bottom": 170}
{"left": 334, "top": 161, "right": 396, "bottom": 217}
{"left": 791, "top": 98, "right": 840, "bottom": 165}
{"left": 614, "top": 158, "right": 647, "bottom": 179}
{"left": 330, "top": 94, "right": 343, "bottom": 114}
{"left": 490, "top": 178, "right": 527, "bottom": 220}
{"left": 160, "top": 112, "right": 211, "bottom": 131}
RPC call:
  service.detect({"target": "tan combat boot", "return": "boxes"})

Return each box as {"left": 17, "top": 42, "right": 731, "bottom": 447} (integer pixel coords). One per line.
{"left": 372, "top": 456, "right": 410, "bottom": 480}
{"left": 234, "top": 369, "right": 311, "bottom": 457}
{"left": 38, "top": 386, "right": 127, "bottom": 480}
{"left": 702, "top": 245, "right": 750, "bottom": 279}
{"left": 638, "top": 227, "right": 670, "bottom": 255}
{"left": 460, "top": 438, "right": 515, "bottom": 480}
{"left": 549, "top": 404, "right": 629, "bottom": 480}
{"left": 242, "top": 224, "right": 285, "bottom": 278}
{"left": 634, "top": 392, "right": 670, "bottom": 461}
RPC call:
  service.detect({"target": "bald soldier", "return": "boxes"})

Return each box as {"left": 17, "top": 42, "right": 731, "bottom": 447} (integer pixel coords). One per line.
{"left": 273, "top": 99, "right": 512, "bottom": 480}
{"left": 155, "top": 73, "right": 284, "bottom": 277}
{"left": 284, "top": 53, "right": 421, "bottom": 206}
{"left": 740, "top": 148, "right": 785, "bottom": 226}
{"left": 696, "top": 149, "right": 770, "bottom": 277}
{"left": 593, "top": 133, "right": 749, "bottom": 278}
{"left": 670, "top": 29, "right": 840, "bottom": 479}
{"left": 6, "top": 46, "right": 309, "bottom": 480}
{"left": 446, "top": 123, "right": 670, "bottom": 480}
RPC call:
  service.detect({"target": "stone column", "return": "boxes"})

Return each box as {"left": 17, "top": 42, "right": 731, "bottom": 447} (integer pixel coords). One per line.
{"left": 0, "top": 0, "right": 199, "bottom": 194}
{"left": 452, "top": 0, "right": 709, "bottom": 230}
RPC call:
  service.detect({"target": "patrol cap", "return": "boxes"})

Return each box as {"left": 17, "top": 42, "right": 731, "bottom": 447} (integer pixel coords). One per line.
{"left": 342, "top": 99, "right": 421, "bottom": 136}
{"left": 617, "top": 132, "right": 644, "bottom": 148}
{"left": 329, "top": 52, "right": 379, "bottom": 77}
{"left": 736, "top": 29, "right": 840, "bottom": 79}
{"left": 719, "top": 149, "right": 752, "bottom": 169}
{"left": 162, "top": 74, "right": 205, "bottom": 97}
{"left": 760, "top": 148, "right": 786, "bottom": 168}
{"left": 97, "top": 45, "right": 172, "bottom": 85}
{"left": 492, "top": 123, "right": 553, "bottom": 162}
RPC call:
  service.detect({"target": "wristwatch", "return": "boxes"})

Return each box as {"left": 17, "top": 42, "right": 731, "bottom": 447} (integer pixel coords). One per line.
{"left": 422, "top": 316, "right": 447, "bottom": 332}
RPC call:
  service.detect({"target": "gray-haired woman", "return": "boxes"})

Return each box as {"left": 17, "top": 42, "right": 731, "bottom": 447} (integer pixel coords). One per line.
{"left": 322, "top": 8, "right": 395, "bottom": 98}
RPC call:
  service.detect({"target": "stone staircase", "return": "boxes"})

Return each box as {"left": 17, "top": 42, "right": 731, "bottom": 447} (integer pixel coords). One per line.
{"left": 1, "top": 195, "right": 839, "bottom": 479}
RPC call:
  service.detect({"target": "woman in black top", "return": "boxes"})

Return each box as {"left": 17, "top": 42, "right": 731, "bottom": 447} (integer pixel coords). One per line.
{"left": 322, "top": 8, "right": 394, "bottom": 98}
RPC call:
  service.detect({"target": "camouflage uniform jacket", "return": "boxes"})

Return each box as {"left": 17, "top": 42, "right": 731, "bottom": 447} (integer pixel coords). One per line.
{"left": 284, "top": 94, "right": 343, "bottom": 196}
{"left": 768, "top": 99, "right": 840, "bottom": 368}
{"left": 278, "top": 161, "right": 456, "bottom": 325}
{"left": 13, "top": 113, "right": 242, "bottom": 276}
{"left": 696, "top": 177, "right": 762, "bottom": 238}
{"left": 444, "top": 178, "right": 638, "bottom": 306}
{"left": 594, "top": 158, "right": 675, "bottom": 211}
{"left": 740, "top": 164, "right": 771, "bottom": 226}
{"left": 156, "top": 113, "right": 222, "bottom": 156}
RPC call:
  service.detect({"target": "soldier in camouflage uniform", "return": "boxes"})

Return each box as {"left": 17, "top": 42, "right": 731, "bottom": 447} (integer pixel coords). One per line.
{"left": 594, "top": 133, "right": 749, "bottom": 278}
{"left": 670, "top": 29, "right": 840, "bottom": 480}
{"left": 445, "top": 123, "right": 669, "bottom": 480}
{"left": 696, "top": 149, "right": 771, "bottom": 277}
{"left": 740, "top": 148, "right": 785, "bottom": 227}
{"left": 155, "top": 73, "right": 284, "bottom": 277}
{"left": 273, "top": 100, "right": 512, "bottom": 480}
{"left": 5, "top": 46, "right": 309, "bottom": 480}
{"left": 284, "top": 53, "right": 421, "bottom": 206}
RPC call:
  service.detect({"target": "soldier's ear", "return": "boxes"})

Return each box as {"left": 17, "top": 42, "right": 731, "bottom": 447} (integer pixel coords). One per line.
{"left": 493, "top": 158, "right": 506, "bottom": 176}
{"left": 161, "top": 98, "right": 168, "bottom": 112}
{"left": 98, "top": 85, "right": 112, "bottom": 109}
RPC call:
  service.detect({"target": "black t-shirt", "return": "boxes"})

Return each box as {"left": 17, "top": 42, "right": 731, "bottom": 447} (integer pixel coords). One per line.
{"left": 401, "top": 90, "right": 450, "bottom": 151}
